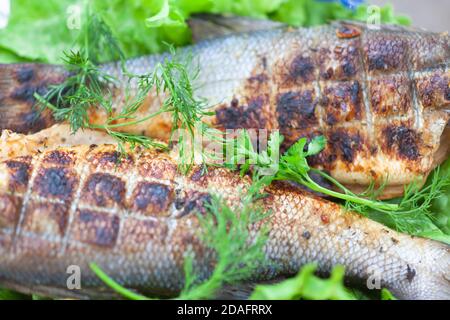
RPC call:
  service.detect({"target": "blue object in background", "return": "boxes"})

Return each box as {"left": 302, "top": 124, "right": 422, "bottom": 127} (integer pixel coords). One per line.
{"left": 318, "top": 0, "right": 366, "bottom": 9}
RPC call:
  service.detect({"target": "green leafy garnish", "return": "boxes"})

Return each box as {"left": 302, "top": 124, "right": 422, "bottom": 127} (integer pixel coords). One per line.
{"left": 249, "top": 264, "right": 355, "bottom": 300}
{"left": 357, "top": 167, "right": 450, "bottom": 244}
{"left": 228, "top": 130, "right": 398, "bottom": 213}
{"left": 35, "top": 10, "right": 210, "bottom": 165}
{"left": 0, "top": 0, "right": 410, "bottom": 64}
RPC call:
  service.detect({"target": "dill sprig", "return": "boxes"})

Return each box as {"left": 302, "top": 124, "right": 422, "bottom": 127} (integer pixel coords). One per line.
{"left": 178, "top": 191, "right": 268, "bottom": 299}
{"left": 35, "top": 11, "right": 209, "bottom": 158}
{"left": 349, "top": 168, "right": 450, "bottom": 236}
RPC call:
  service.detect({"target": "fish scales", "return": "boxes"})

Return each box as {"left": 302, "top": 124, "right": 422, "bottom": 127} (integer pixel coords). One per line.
{"left": 1, "top": 22, "right": 449, "bottom": 198}
{"left": 0, "top": 144, "right": 448, "bottom": 299}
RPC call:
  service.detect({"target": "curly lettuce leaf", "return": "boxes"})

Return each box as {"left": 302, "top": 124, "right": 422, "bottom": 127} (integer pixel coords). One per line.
{"left": 0, "top": 0, "right": 410, "bottom": 64}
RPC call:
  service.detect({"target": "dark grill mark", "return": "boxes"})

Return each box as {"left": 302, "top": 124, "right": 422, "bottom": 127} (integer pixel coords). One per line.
{"left": 34, "top": 168, "right": 77, "bottom": 200}
{"left": 342, "top": 61, "right": 356, "bottom": 77}
{"left": 277, "top": 90, "right": 317, "bottom": 129}
{"left": 11, "top": 84, "right": 47, "bottom": 103}
{"left": 383, "top": 126, "right": 421, "bottom": 160}
{"left": 16, "top": 67, "right": 34, "bottom": 83}
{"left": 43, "top": 150, "right": 75, "bottom": 166}
{"left": 215, "top": 97, "right": 267, "bottom": 129}
{"left": 73, "top": 210, "right": 120, "bottom": 247}
{"left": 289, "top": 56, "right": 315, "bottom": 82}
{"left": 177, "top": 192, "right": 213, "bottom": 218}
{"left": 329, "top": 130, "right": 362, "bottom": 163}
{"left": 416, "top": 72, "right": 449, "bottom": 108}
{"left": 365, "top": 37, "right": 407, "bottom": 73}
{"left": 323, "top": 81, "right": 362, "bottom": 125}
{"left": 83, "top": 173, "right": 126, "bottom": 208}
{"left": 5, "top": 160, "right": 31, "bottom": 191}
{"left": 132, "top": 182, "right": 173, "bottom": 215}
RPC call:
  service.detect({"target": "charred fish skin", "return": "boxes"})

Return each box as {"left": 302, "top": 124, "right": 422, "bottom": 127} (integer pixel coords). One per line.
{"left": 0, "top": 144, "right": 448, "bottom": 299}
{"left": 0, "top": 23, "right": 449, "bottom": 197}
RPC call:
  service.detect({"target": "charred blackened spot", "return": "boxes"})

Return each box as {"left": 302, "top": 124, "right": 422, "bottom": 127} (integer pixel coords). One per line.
{"left": 131, "top": 182, "right": 173, "bottom": 216}
{"left": 383, "top": 125, "right": 421, "bottom": 160}
{"left": 342, "top": 61, "right": 356, "bottom": 77}
{"left": 99, "top": 151, "right": 121, "bottom": 164}
{"left": 302, "top": 230, "right": 311, "bottom": 240}
{"left": 323, "top": 81, "right": 362, "bottom": 125}
{"left": 176, "top": 192, "right": 213, "bottom": 218}
{"left": 406, "top": 264, "right": 416, "bottom": 282}
{"left": 82, "top": 173, "right": 125, "bottom": 207}
{"left": 0, "top": 195, "right": 21, "bottom": 229}
{"left": 277, "top": 90, "right": 317, "bottom": 129}
{"left": 190, "top": 165, "right": 208, "bottom": 183}
{"left": 16, "top": 67, "right": 34, "bottom": 83}
{"left": 22, "top": 201, "right": 69, "bottom": 237}
{"left": 89, "top": 150, "right": 134, "bottom": 170}
{"left": 5, "top": 159, "right": 31, "bottom": 192}
{"left": 34, "top": 168, "right": 77, "bottom": 200}
{"left": 43, "top": 150, "right": 76, "bottom": 166}
{"left": 215, "top": 96, "right": 267, "bottom": 129}
{"left": 318, "top": 43, "right": 360, "bottom": 81}
{"left": 72, "top": 210, "right": 120, "bottom": 247}
{"left": 415, "top": 72, "right": 449, "bottom": 108}
{"left": 289, "top": 55, "right": 315, "bottom": 82}
{"left": 328, "top": 129, "right": 363, "bottom": 163}
{"left": 336, "top": 25, "right": 361, "bottom": 39}
{"left": 10, "top": 84, "right": 47, "bottom": 103}
{"left": 365, "top": 37, "right": 407, "bottom": 73}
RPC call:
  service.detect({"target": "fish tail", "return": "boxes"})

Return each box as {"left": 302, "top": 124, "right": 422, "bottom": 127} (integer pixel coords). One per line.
{"left": 387, "top": 238, "right": 450, "bottom": 300}
{"left": 0, "top": 63, "right": 66, "bottom": 134}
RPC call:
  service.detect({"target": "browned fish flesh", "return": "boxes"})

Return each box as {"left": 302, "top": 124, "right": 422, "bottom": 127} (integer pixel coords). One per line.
{"left": 0, "top": 143, "right": 448, "bottom": 299}
{"left": 0, "top": 22, "right": 449, "bottom": 198}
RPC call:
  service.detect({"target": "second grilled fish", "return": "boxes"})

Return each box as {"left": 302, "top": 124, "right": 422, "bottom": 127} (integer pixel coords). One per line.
{"left": 0, "top": 143, "right": 449, "bottom": 299}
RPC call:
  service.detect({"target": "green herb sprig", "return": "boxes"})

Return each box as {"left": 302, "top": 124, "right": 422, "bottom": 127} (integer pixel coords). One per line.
{"left": 227, "top": 130, "right": 398, "bottom": 212}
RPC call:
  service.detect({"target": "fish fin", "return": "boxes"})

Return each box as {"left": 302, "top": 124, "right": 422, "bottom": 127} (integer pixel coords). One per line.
{"left": 188, "top": 14, "right": 285, "bottom": 42}
{"left": 0, "top": 63, "right": 66, "bottom": 134}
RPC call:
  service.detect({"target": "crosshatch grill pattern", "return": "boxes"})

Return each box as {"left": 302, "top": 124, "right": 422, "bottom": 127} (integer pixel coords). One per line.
{"left": 1, "top": 145, "right": 248, "bottom": 254}
{"left": 0, "top": 145, "right": 251, "bottom": 291}
{"left": 209, "top": 23, "right": 449, "bottom": 183}
{"left": 0, "top": 144, "right": 449, "bottom": 299}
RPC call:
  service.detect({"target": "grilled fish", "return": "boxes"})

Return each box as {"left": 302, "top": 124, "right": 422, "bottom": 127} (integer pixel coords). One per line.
{"left": 0, "top": 21, "right": 449, "bottom": 198}
{"left": 0, "top": 142, "right": 448, "bottom": 299}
